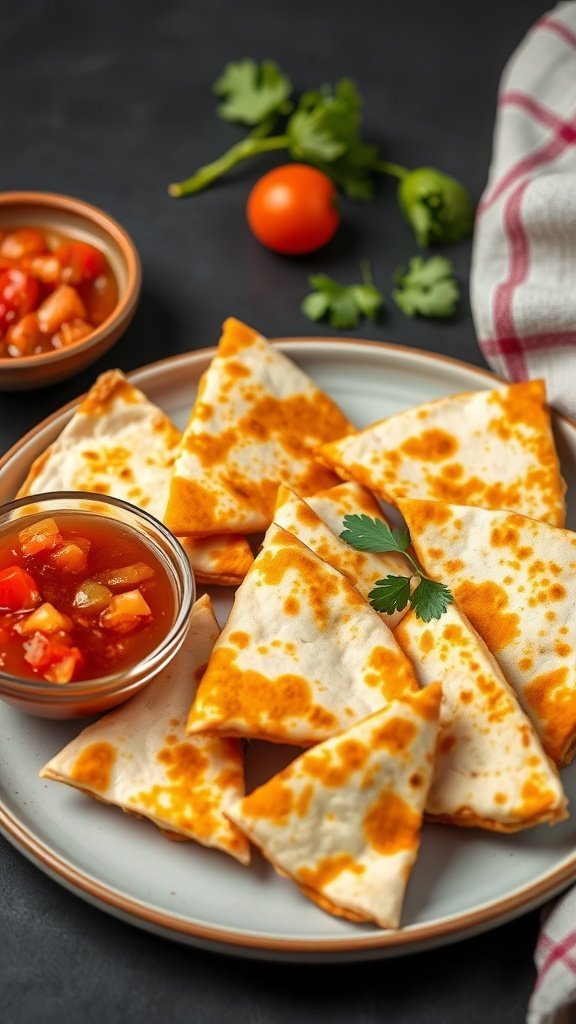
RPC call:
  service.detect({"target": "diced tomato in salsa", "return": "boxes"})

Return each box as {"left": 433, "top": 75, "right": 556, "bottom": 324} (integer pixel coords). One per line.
{"left": 55, "top": 241, "right": 106, "bottom": 283}
{"left": 19, "top": 517, "right": 63, "bottom": 556}
{"left": 0, "top": 566, "right": 41, "bottom": 612}
{"left": 0, "top": 512, "right": 174, "bottom": 684}
{"left": 0, "top": 229, "right": 46, "bottom": 261}
{"left": 0, "top": 267, "right": 39, "bottom": 315}
{"left": 0, "top": 226, "right": 117, "bottom": 358}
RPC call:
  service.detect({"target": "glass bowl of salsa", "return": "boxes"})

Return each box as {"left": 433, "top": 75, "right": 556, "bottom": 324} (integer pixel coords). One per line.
{"left": 0, "top": 192, "right": 141, "bottom": 390}
{"left": 0, "top": 492, "right": 195, "bottom": 718}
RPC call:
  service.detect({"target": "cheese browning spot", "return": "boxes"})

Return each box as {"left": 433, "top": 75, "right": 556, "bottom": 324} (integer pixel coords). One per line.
{"left": 190, "top": 646, "right": 337, "bottom": 739}
{"left": 303, "top": 740, "right": 368, "bottom": 788}
{"left": 241, "top": 775, "right": 295, "bottom": 825}
{"left": 256, "top": 537, "right": 344, "bottom": 629}
{"left": 135, "top": 741, "right": 243, "bottom": 849}
{"left": 524, "top": 667, "right": 575, "bottom": 763}
{"left": 363, "top": 645, "right": 419, "bottom": 699}
{"left": 364, "top": 790, "right": 421, "bottom": 854}
{"left": 165, "top": 476, "right": 220, "bottom": 534}
{"left": 78, "top": 373, "right": 141, "bottom": 416}
{"left": 515, "top": 776, "right": 557, "bottom": 819}
{"left": 229, "top": 631, "right": 250, "bottom": 649}
{"left": 455, "top": 580, "right": 520, "bottom": 651}
{"left": 71, "top": 741, "right": 116, "bottom": 793}
{"left": 372, "top": 717, "right": 417, "bottom": 754}
{"left": 402, "top": 501, "right": 452, "bottom": 538}
{"left": 413, "top": 683, "right": 442, "bottom": 721}
{"left": 218, "top": 317, "right": 259, "bottom": 356}
{"left": 297, "top": 853, "right": 365, "bottom": 891}
{"left": 157, "top": 742, "right": 209, "bottom": 780}
{"left": 401, "top": 429, "right": 458, "bottom": 462}
{"left": 419, "top": 630, "right": 434, "bottom": 654}
{"left": 489, "top": 379, "right": 547, "bottom": 429}
{"left": 296, "top": 783, "right": 314, "bottom": 818}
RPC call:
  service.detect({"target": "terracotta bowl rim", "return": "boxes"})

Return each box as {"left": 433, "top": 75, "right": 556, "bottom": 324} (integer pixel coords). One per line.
{"left": 0, "top": 190, "right": 141, "bottom": 370}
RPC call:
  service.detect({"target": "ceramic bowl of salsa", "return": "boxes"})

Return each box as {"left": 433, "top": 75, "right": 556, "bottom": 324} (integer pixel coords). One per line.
{"left": 0, "top": 192, "right": 141, "bottom": 390}
{"left": 0, "top": 492, "right": 194, "bottom": 718}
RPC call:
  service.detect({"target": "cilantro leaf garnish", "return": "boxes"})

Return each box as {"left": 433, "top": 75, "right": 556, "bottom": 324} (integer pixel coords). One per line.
{"left": 213, "top": 60, "right": 293, "bottom": 125}
{"left": 369, "top": 575, "right": 412, "bottom": 615}
{"left": 340, "top": 513, "right": 453, "bottom": 622}
{"left": 301, "top": 262, "right": 384, "bottom": 330}
{"left": 409, "top": 576, "right": 453, "bottom": 622}
{"left": 288, "top": 80, "right": 381, "bottom": 200}
{"left": 392, "top": 256, "right": 459, "bottom": 318}
{"left": 340, "top": 514, "right": 409, "bottom": 554}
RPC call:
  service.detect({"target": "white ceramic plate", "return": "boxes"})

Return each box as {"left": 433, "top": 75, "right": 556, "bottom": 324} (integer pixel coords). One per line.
{"left": 0, "top": 339, "right": 575, "bottom": 963}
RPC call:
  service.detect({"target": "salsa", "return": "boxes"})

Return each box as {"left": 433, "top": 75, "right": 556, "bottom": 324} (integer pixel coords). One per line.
{"left": 0, "top": 513, "right": 175, "bottom": 684}
{"left": 0, "top": 226, "right": 118, "bottom": 359}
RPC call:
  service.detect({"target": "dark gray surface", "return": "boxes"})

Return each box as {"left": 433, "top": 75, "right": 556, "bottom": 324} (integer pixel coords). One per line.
{"left": 0, "top": 1, "right": 553, "bottom": 1021}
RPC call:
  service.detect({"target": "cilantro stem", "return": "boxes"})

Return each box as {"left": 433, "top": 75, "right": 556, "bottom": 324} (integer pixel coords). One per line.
{"left": 247, "top": 118, "right": 278, "bottom": 140}
{"left": 376, "top": 160, "right": 409, "bottom": 181}
{"left": 168, "top": 133, "right": 290, "bottom": 197}
{"left": 359, "top": 259, "right": 374, "bottom": 286}
{"left": 401, "top": 549, "right": 427, "bottom": 580}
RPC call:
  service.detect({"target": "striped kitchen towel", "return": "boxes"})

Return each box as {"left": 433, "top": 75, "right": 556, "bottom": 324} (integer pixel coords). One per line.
{"left": 470, "top": 1, "right": 576, "bottom": 418}
{"left": 527, "top": 897, "right": 576, "bottom": 1024}
{"left": 472, "top": 5, "right": 576, "bottom": 1021}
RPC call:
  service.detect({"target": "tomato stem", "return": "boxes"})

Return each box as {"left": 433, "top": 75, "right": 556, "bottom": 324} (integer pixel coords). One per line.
{"left": 168, "top": 134, "right": 290, "bottom": 197}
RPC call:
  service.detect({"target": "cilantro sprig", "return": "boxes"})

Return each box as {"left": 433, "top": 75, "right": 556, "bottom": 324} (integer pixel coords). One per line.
{"left": 340, "top": 514, "right": 453, "bottom": 622}
{"left": 213, "top": 60, "right": 293, "bottom": 125}
{"left": 393, "top": 256, "right": 460, "bottom": 318}
{"left": 168, "top": 61, "right": 474, "bottom": 246}
{"left": 301, "top": 261, "right": 383, "bottom": 329}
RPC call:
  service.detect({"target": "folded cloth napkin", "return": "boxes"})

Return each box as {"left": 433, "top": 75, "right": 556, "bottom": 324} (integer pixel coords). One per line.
{"left": 471, "top": 5, "right": 576, "bottom": 1022}
{"left": 470, "top": 1, "right": 576, "bottom": 419}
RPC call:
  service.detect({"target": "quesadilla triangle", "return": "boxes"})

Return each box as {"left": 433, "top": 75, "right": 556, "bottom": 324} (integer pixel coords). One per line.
{"left": 318, "top": 380, "right": 566, "bottom": 527}
{"left": 273, "top": 482, "right": 412, "bottom": 628}
{"left": 17, "top": 368, "right": 254, "bottom": 587}
{"left": 179, "top": 535, "right": 254, "bottom": 587}
{"left": 39, "top": 595, "right": 249, "bottom": 864}
{"left": 399, "top": 498, "right": 576, "bottom": 766}
{"left": 187, "top": 524, "right": 419, "bottom": 746}
{"left": 395, "top": 606, "right": 567, "bottom": 831}
{"left": 226, "top": 684, "right": 442, "bottom": 929}
{"left": 163, "top": 317, "right": 355, "bottom": 537}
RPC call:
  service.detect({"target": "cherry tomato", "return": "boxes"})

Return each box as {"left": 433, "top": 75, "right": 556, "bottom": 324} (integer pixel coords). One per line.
{"left": 246, "top": 164, "right": 340, "bottom": 255}
{"left": 55, "top": 241, "right": 106, "bottom": 283}
{"left": 0, "top": 566, "right": 41, "bottom": 612}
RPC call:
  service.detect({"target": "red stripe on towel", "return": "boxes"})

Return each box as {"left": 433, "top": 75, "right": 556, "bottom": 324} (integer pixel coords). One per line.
{"left": 478, "top": 133, "right": 570, "bottom": 213}
{"left": 534, "top": 930, "right": 576, "bottom": 991}
{"left": 499, "top": 91, "right": 576, "bottom": 137}
{"left": 490, "top": 180, "right": 531, "bottom": 379}
{"left": 536, "top": 16, "right": 576, "bottom": 49}
{"left": 481, "top": 329, "right": 576, "bottom": 357}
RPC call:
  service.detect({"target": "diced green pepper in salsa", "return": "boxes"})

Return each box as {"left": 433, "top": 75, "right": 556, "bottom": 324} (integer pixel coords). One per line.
{"left": 0, "top": 514, "right": 175, "bottom": 684}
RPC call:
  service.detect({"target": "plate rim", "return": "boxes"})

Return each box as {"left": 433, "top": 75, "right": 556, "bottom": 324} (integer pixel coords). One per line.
{"left": 1, "top": 336, "right": 575, "bottom": 957}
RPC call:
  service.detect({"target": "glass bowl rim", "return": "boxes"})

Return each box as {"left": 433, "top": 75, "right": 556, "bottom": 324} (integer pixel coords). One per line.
{"left": 0, "top": 490, "right": 195, "bottom": 697}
